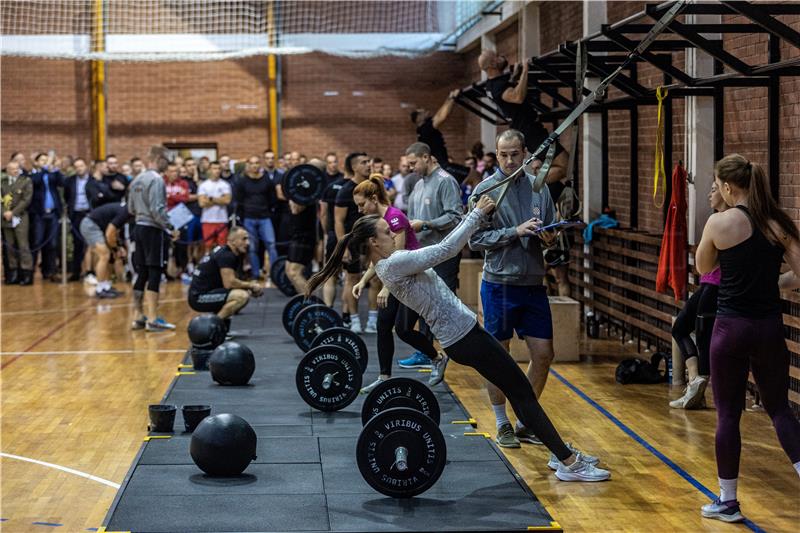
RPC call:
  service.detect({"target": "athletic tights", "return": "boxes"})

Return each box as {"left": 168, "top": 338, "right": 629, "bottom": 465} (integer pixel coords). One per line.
{"left": 672, "top": 283, "right": 718, "bottom": 376}
{"left": 711, "top": 315, "right": 800, "bottom": 479}
{"left": 376, "top": 294, "right": 437, "bottom": 376}
{"left": 445, "top": 323, "right": 571, "bottom": 461}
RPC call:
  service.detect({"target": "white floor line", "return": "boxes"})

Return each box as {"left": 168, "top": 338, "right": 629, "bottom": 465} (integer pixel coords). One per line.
{"left": 0, "top": 452, "right": 121, "bottom": 489}
{"left": 0, "top": 349, "right": 186, "bottom": 356}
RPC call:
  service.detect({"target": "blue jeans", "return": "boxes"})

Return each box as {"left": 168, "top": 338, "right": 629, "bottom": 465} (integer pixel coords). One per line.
{"left": 243, "top": 217, "right": 278, "bottom": 277}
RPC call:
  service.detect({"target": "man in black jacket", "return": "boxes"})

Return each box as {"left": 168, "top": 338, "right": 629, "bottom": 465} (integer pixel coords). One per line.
{"left": 28, "top": 153, "right": 63, "bottom": 282}
{"left": 63, "top": 157, "right": 93, "bottom": 281}
{"left": 234, "top": 155, "right": 278, "bottom": 279}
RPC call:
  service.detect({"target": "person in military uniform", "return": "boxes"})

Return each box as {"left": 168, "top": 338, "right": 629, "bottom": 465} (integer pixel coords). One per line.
{"left": 2, "top": 161, "right": 33, "bottom": 285}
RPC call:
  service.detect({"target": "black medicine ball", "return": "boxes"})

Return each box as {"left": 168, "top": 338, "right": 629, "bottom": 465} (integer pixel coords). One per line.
{"left": 190, "top": 413, "right": 257, "bottom": 476}
{"left": 209, "top": 341, "right": 256, "bottom": 386}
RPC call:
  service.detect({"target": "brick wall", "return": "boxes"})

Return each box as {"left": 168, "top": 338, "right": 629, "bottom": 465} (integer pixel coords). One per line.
{"left": 1, "top": 58, "right": 93, "bottom": 161}
{"left": 1, "top": 52, "right": 470, "bottom": 166}
{"left": 539, "top": 0, "right": 582, "bottom": 53}
{"left": 280, "top": 52, "right": 468, "bottom": 164}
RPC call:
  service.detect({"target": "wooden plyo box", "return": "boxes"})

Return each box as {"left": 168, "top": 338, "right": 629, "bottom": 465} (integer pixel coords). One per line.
{"left": 476, "top": 272, "right": 580, "bottom": 363}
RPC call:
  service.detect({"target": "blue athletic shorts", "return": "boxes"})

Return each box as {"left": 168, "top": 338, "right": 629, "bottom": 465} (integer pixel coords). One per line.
{"left": 480, "top": 280, "right": 553, "bottom": 341}
{"left": 185, "top": 215, "right": 202, "bottom": 243}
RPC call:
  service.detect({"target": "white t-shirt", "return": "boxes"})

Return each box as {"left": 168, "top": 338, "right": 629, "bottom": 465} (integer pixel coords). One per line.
{"left": 198, "top": 179, "right": 231, "bottom": 223}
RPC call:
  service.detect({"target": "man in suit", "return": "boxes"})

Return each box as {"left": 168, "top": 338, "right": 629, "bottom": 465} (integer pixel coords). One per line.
{"left": 2, "top": 161, "right": 33, "bottom": 284}
{"left": 28, "top": 153, "right": 64, "bottom": 282}
{"left": 63, "top": 157, "right": 93, "bottom": 281}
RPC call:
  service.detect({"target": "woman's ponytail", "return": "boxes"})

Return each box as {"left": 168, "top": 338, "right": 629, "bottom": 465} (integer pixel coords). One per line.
{"left": 305, "top": 233, "right": 351, "bottom": 298}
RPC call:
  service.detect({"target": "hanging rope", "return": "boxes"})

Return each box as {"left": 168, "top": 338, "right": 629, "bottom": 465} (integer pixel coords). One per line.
{"left": 652, "top": 86, "right": 669, "bottom": 208}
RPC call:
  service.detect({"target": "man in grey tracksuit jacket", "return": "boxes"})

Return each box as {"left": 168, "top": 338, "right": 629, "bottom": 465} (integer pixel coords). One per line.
{"left": 468, "top": 128, "right": 558, "bottom": 448}
{"left": 128, "top": 146, "right": 179, "bottom": 331}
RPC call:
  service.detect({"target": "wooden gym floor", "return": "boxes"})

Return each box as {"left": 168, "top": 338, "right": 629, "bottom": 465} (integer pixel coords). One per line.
{"left": 1, "top": 282, "right": 797, "bottom": 532}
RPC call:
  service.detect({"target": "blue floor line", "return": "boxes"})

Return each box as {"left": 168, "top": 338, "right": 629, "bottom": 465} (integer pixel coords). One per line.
{"left": 550, "top": 368, "right": 766, "bottom": 533}
{"left": 31, "top": 522, "right": 62, "bottom": 527}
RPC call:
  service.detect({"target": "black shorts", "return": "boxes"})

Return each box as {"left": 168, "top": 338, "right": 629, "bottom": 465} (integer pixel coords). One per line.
{"left": 325, "top": 231, "right": 338, "bottom": 261}
{"left": 288, "top": 241, "right": 314, "bottom": 266}
{"left": 133, "top": 224, "right": 167, "bottom": 268}
{"left": 344, "top": 257, "right": 362, "bottom": 275}
{"left": 188, "top": 288, "right": 230, "bottom": 313}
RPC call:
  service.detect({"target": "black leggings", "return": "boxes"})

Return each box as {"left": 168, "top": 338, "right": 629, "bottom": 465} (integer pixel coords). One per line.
{"left": 133, "top": 265, "right": 162, "bottom": 293}
{"left": 445, "top": 324, "right": 571, "bottom": 461}
{"left": 671, "top": 283, "right": 718, "bottom": 376}
{"left": 376, "top": 294, "right": 438, "bottom": 376}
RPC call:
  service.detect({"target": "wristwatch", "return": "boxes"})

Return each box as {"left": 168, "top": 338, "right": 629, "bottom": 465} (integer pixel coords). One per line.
{"left": 421, "top": 223, "right": 429, "bottom": 232}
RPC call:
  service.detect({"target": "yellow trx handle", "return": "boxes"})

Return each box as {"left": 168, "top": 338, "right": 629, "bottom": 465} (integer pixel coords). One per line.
{"left": 653, "top": 86, "right": 668, "bottom": 208}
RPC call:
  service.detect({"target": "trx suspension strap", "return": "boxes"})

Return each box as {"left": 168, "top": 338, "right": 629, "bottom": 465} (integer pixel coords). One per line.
{"left": 472, "top": 0, "right": 687, "bottom": 208}
{"left": 652, "top": 86, "right": 669, "bottom": 208}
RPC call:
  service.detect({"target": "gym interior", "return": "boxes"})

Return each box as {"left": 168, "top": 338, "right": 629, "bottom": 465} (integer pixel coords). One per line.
{"left": 1, "top": 1, "right": 799, "bottom": 532}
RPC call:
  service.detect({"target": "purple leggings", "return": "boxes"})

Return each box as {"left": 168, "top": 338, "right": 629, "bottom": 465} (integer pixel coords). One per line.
{"left": 710, "top": 315, "right": 800, "bottom": 479}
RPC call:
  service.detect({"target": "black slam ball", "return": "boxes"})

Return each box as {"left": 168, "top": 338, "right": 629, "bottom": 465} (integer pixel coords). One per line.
{"left": 190, "top": 413, "right": 257, "bottom": 476}
{"left": 187, "top": 314, "right": 227, "bottom": 350}
{"left": 208, "top": 341, "right": 256, "bottom": 386}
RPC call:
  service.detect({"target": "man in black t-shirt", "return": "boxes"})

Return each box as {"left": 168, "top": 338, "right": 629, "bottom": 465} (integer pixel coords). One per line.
{"left": 188, "top": 226, "right": 263, "bottom": 318}
{"left": 478, "top": 50, "right": 568, "bottom": 184}
{"left": 102, "top": 155, "right": 130, "bottom": 204}
{"left": 335, "top": 152, "right": 371, "bottom": 331}
{"left": 235, "top": 155, "right": 278, "bottom": 279}
{"left": 79, "top": 202, "right": 131, "bottom": 299}
{"left": 410, "top": 90, "right": 470, "bottom": 182}
{"left": 319, "top": 165, "right": 346, "bottom": 307}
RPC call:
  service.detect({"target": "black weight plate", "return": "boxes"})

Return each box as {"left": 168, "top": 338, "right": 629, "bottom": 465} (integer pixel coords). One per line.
{"left": 292, "top": 304, "right": 343, "bottom": 351}
{"left": 296, "top": 345, "right": 362, "bottom": 411}
{"left": 282, "top": 294, "right": 323, "bottom": 336}
{"left": 357, "top": 407, "right": 447, "bottom": 498}
{"left": 311, "top": 327, "right": 368, "bottom": 373}
{"left": 361, "top": 377, "right": 440, "bottom": 426}
{"left": 283, "top": 164, "right": 326, "bottom": 206}
{"left": 269, "top": 256, "right": 296, "bottom": 297}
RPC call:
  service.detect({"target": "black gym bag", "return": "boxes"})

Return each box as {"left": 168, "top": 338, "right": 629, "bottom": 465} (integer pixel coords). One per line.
{"left": 615, "top": 352, "right": 668, "bottom": 385}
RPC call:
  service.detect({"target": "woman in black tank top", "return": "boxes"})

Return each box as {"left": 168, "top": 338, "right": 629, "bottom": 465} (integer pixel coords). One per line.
{"left": 694, "top": 154, "right": 800, "bottom": 524}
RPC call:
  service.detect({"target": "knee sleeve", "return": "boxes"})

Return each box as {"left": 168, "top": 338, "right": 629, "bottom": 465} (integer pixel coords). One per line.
{"left": 133, "top": 269, "right": 148, "bottom": 291}
{"left": 146, "top": 266, "right": 161, "bottom": 292}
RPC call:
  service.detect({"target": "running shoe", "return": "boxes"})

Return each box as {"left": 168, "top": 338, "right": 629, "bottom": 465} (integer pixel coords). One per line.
{"left": 398, "top": 351, "right": 432, "bottom": 369}
{"left": 669, "top": 376, "right": 709, "bottom": 410}
{"left": 515, "top": 425, "right": 543, "bottom": 445}
{"left": 350, "top": 317, "right": 363, "bottom": 334}
{"left": 701, "top": 499, "right": 744, "bottom": 523}
{"left": 146, "top": 317, "right": 176, "bottom": 332}
{"left": 131, "top": 317, "right": 147, "bottom": 330}
{"left": 84, "top": 273, "right": 98, "bottom": 285}
{"left": 555, "top": 455, "right": 610, "bottom": 482}
{"left": 495, "top": 422, "right": 521, "bottom": 448}
{"left": 360, "top": 377, "right": 387, "bottom": 395}
{"left": 548, "top": 444, "right": 600, "bottom": 470}
{"left": 428, "top": 354, "right": 449, "bottom": 386}
{"left": 95, "top": 289, "right": 119, "bottom": 299}
{"left": 364, "top": 320, "right": 377, "bottom": 334}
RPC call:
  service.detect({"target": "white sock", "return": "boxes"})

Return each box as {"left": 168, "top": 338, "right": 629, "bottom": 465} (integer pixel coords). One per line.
{"left": 102, "top": 280, "right": 112, "bottom": 291}
{"left": 351, "top": 316, "right": 361, "bottom": 325}
{"left": 493, "top": 403, "right": 510, "bottom": 428}
{"left": 719, "top": 477, "right": 738, "bottom": 502}
{"left": 367, "top": 310, "right": 378, "bottom": 324}
{"left": 793, "top": 461, "right": 800, "bottom": 477}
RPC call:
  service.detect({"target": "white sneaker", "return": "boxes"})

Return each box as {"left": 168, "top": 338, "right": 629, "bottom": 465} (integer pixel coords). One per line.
{"left": 669, "top": 376, "right": 709, "bottom": 410}
{"left": 84, "top": 273, "right": 98, "bottom": 285}
{"left": 428, "top": 354, "right": 449, "bottom": 387}
{"left": 555, "top": 454, "right": 610, "bottom": 482}
{"left": 350, "top": 318, "right": 363, "bottom": 334}
{"left": 360, "top": 377, "right": 387, "bottom": 395}
{"left": 364, "top": 320, "right": 377, "bottom": 334}
{"left": 548, "top": 444, "right": 599, "bottom": 470}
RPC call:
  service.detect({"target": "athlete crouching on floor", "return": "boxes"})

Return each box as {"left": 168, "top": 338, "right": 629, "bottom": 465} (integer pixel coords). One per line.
{"left": 305, "top": 195, "right": 610, "bottom": 481}
{"left": 189, "top": 226, "right": 264, "bottom": 330}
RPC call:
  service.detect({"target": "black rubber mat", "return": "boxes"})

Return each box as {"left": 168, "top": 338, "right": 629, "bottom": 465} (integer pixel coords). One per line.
{"left": 104, "top": 292, "right": 560, "bottom": 532}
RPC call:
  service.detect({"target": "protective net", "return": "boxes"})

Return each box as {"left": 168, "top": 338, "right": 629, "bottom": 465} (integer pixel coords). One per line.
{"left": 1, "top": 0, "right": 494, "bottom": 61}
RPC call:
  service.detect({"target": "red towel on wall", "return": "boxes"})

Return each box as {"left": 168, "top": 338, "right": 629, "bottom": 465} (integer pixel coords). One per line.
{"left": 656, "top": 163, "right": 687, "bottom": 301}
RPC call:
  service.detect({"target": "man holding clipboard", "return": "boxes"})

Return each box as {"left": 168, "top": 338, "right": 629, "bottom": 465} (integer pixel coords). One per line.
{"left": 469, "top": 129, "right": 560, "bottom": 450}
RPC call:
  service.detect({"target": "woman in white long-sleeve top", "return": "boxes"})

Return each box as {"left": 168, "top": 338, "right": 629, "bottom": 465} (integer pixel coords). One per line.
{"left": 305, "top": 195, "right": 609, "bottom": 482}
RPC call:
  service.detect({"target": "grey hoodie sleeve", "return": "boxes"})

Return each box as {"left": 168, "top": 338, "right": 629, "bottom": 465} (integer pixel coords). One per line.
{"left": 384, "top": 208, "right": 484, "bottom": 277}
{"left": 467, "top": 182, "right": 518, "bottom": 251}
{"left": 149, "top": 177, "right": 172, "bottom": 229}
{"left": 426, "top": 176, "right": 462, "bottom": 231}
